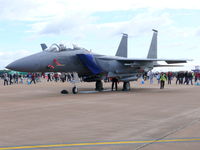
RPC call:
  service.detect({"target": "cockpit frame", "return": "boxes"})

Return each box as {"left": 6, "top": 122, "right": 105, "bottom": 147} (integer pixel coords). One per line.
{"left": 45, "top": 43, "right": 85, "bottom": 52}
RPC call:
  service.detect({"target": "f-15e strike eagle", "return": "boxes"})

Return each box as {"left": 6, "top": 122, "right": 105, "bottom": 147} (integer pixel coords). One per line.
{"left": 6, "top": 30, "right": 188, "bottom": 94}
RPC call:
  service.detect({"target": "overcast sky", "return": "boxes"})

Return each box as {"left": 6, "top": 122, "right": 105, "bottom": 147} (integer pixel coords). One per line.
{"left": 0, "top": 0, "right": 200, "bottom": 70}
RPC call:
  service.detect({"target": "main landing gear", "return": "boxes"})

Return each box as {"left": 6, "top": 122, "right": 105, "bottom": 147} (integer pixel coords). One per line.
{"left": 122, "top": 81, "right": 131, "bottom": 91}
{"left": 95, "top": 80, "right": 103, "bottom": 91}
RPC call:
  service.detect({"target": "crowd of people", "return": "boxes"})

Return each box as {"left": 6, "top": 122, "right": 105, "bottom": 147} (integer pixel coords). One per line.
{"left": 0, "top": 72, "right": 76, "bottom": 86}
{"left": 45, "top": 72, "right": 75, "bottom": 83}
{"left": 1, "top": 71, "right": 200, "bottom": 90}
{"left": 1, "top": 73, "right": 41, "bottom": 86}
{"left": 143, "top": 71, "right": 200, "bottom": 89}
{"left": 106, "top": 70, "right": 200, "bottom": 91}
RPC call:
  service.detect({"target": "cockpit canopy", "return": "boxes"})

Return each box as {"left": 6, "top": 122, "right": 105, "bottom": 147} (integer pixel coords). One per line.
{"left": 45, "top": 43, "right": 86, "bottom": 52}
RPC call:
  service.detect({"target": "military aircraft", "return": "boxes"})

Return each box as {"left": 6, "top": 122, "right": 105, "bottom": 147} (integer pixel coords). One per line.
{"left": 6, "top": 30, "right": 188, "bottom": 94}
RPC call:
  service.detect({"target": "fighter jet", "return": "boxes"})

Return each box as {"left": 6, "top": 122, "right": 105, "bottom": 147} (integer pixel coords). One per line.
{"left": 6, "top": 30, "right": 188, "bottom": 94}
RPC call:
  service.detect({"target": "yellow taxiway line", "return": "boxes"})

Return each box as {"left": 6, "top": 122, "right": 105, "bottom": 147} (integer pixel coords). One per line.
{"left": 1, "top": 138, "right": 200, "bottom": 149}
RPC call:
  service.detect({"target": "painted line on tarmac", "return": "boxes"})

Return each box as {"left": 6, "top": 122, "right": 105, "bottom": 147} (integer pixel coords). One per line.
{"left": 1, "top": 138, "right": 200, "bottom": 150}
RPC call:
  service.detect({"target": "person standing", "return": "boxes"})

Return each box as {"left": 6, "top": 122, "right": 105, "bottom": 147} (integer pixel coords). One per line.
{"left": 148, "top": 71, "right": 154, "bottom": 84}
{"left": 184, "top": 71, "right": 189, "bottom": 85}
{"left": 13, "top": 74, "right": 16, "bottom": 83}
{"left": 47, "top": 73, "right": 52, "bottom": 82}
{"left": 160, "top": 73, "right": 167, "bottom": 89}
{"left": 180, "top": 72, "right": 184, "bottom": 84}
{"left": 167, "top": 71, "right": 172, "bottom": 84}
{"left": 156, "top": 73, "right": 160, "bottom": 84}
{"left": 67, "top": 73, "right": 71, "bottom": 82}
{"left": 111, "top": 77, "right": 118, "bottom": 91}
{"left": 15, "top": 73, "right": 19, "bottom": 84}
{"left": 188, "top": 72, "right": 193, "bottom": 85}
{"left": 19, "top": 74, "right": 23, "bottom": 84}
{"left": 30, "top": 73, "right": 36, "bottom": 84}
{"left": 9, "top": 74, "right": 13, "bottom": 85}
{"left": 60, "top": 72, "right": 66, "bottom": 82}
{"left": 195, "top": 72, "right": 198, "bottom": 82}
{"left": 143, "top": 72, "right": 147, "bottom": 81}
{"left": 54, "top": 73, "right": 59, "bottom": 82}
{"left": 3, "top": 73, "right": 8, "bottom": 86}
{"left": 176, "top": 72, "right": 180, "bottom": 84}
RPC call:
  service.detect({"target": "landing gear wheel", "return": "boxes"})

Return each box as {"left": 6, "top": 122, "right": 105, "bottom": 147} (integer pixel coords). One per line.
{"left": 123, "top": 82, "right": 131, "bottom": 91}
{"left": 72, "top": 86, "right": 78, "bottom": 94}
{"left": 95, "top": 80, "right": 103, "bottom": 91}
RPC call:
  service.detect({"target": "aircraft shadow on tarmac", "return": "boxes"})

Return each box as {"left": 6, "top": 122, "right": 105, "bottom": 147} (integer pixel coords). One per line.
{"left": 73, "top": 87, "right": 185, "bottom": 95}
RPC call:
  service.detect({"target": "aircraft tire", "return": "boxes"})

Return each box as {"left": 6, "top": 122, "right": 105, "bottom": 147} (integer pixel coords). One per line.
{"left": 95, "top": 80, "right": 103, "bottom": 91}
{"left": 123, "top": 82, "right": 130, "bottom": 91}
{"left": 72, "top": 86, "right": 78, "bottom": 94}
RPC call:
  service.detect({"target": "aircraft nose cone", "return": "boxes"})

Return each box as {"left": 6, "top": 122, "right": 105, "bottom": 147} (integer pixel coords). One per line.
{"left": 6, "top": 53, "right": 42, "bottom": 72}
{"left": 6, "top": 62, "right": 17, "bottom": 70}
{"left": 6, "top": 58, "right": 36, "bottom": 72}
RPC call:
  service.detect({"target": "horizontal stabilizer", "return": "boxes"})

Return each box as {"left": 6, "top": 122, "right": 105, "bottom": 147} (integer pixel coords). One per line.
{"left": 154, "top": 64, "right": 184, "bottom": 67}
{"left": 165, "top": 60, "right": 187, "bottom": 64}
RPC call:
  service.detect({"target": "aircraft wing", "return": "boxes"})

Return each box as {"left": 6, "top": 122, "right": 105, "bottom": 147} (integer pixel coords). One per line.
{"left": 97, "top": 56, "right": 189, "bottom": 64}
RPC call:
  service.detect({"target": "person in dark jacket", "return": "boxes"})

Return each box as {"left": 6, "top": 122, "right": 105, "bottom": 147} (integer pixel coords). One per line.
{"left": 47, "top": 73, "right": 52, "bottom": 82}
{"left": 9, "top": 74, "right": 13, "bottom": 85}
{"left": 30, "top": 73, "right": 36, "bottom": 84}
{"left": 188, "top": 72, "right": 193, "bottom": 85}
{"left": 176, "top": 72, "right": 180, "bottom": 84}
{"left": 167, "top": 72, "right": 172, "bottom": 84}
{"left": 111, "top": 77, "right": 118, "bottom": 91}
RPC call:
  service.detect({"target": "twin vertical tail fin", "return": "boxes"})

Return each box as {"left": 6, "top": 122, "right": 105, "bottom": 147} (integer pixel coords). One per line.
{"left": 147, "top": 29, "right": 158, "bottom": 59}
{"left": 115, "top": 33, "right": 128, "bottom": 58}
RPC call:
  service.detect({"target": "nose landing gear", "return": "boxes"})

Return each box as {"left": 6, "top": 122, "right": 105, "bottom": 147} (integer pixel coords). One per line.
{"left": 72, "top": 86, "right": 78, "bottom": 94}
